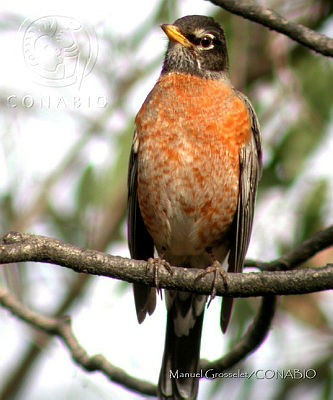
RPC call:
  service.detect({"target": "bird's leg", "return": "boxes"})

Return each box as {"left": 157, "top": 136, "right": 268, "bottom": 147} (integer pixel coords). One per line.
{"left": 147, "top": 249, "right": 173, "bottom": 298}
{"left": 195, "top": 250, "right": 228, "bottom": 307}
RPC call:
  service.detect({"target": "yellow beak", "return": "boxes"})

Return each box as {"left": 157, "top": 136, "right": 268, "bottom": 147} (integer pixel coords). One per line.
{"left": 161, "top": 24, "right": 192, "bottom": 48}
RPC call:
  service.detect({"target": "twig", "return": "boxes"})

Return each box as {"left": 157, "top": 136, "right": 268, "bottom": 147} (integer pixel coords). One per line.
{"left": 0, "top": 275, "right": 90, "bottom": 400}
{"left": 0, "top": 284, "right": 276, "bottom": 396}
{"left": 245, "top": 225, "right": 333, "bottom": 271}
{"left": 209, "top": 0, "right": 333, "bottom": 57}
{"left": 201, "top": 296, "right": 277, "bottom": 372}
{"left": 0, "top": 285, "right": 156, "bottom": 397}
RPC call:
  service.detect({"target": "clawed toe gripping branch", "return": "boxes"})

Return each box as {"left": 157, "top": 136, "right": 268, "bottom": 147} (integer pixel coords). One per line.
{"left": 195, "top": 260, "right": 229, "bottom": 306}
{"left": 147, "top": 256, "right": 173, "bottom": 297}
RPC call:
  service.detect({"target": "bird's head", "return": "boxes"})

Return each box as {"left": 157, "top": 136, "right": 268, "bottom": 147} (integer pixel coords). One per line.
{"left": 161, "top": 15, "right": 229, "bottom": 79}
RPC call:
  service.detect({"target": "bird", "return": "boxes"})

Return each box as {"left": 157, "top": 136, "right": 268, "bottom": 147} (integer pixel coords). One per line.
{"left": 127, "top": 15, "right": 262, "bottom": 400}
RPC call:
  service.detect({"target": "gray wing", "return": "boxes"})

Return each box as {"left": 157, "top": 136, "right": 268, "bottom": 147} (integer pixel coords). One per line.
{"left": 127, "top": 132, "right": 156, "bottom": 323}
{"left": 221, "top": 94, "right": 262, "bottom": 332}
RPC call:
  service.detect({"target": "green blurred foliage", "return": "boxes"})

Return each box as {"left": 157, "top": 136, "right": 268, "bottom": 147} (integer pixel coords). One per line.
{"left": 298, "top": 179, "right": 328, "bottom": 241}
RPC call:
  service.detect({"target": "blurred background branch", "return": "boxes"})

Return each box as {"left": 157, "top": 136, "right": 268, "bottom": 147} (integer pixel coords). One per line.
{"left": 0, "top": 286, "right": 276, "bottom": 398}
{"left": 0, "top": 285, "right": 157, "bottom": 397}
{"left": 201, "top": 296, "right": 277, "bottom": 373}
{"left": 209, "top": 0, "right": 333, "bottom": 56}
{"left": 245, "top": 225, "right": 333, "bottom": 271}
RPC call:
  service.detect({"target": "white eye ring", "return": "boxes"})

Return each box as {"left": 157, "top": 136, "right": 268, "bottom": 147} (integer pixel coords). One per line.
{"left": 198, "top": 33, "right": 215, "bottom": 50}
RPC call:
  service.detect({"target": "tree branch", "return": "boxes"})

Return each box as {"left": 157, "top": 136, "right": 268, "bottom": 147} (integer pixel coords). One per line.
{"left": 0, "top": 285, "right": 156, "bottom": 397}
{"left": 0, "top": 283, "right": 277, "bottom": 396}
{"left": 209, "top": 0, "right": 333, "bottom": 57}
{"left": 201, "top": 295, "right": 277, "bottom": 373}
{"left": 0, "top": 226, "right": 331, "bottom": 396}
{"left": 0, "top": 198, "right": 127, "bottom": 400}
{"left": 245, "top": 225, "right": 333, "bottom": 271}
{"left": 0, "top": 230, "right": 332, "bottom": 298}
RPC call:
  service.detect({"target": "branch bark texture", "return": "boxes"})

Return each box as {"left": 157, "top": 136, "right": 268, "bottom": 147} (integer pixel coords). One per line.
{"left": 0, "top": 226, "right": 332, "bottom": 397}
{"left": 0, "top": 230, "right": 332, "bottom": 298}
{"left": 209, "top": 0, "right": 333, "bottom": 57}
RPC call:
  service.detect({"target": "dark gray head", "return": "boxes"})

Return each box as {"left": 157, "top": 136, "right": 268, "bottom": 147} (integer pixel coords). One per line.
{"left": 161, "top": 15, "right": 229, "bottom": 79}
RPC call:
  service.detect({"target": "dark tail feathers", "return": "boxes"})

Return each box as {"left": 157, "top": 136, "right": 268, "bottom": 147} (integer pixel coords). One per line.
{"left": 220, "top": 296, "right": 234, "bottom": 333}
{"left": 158, "top": 309, "right": 204, "bottom": 399}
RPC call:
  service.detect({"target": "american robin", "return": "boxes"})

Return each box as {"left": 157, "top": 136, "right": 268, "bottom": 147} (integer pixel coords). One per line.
{"left": 127, "top": 15, "right": 262, "bottom": 400}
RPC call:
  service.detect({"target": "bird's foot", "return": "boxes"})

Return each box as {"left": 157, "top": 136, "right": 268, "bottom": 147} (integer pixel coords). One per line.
{"left": 195, "top": 260, "right": 228, "bottom": 307}
{"left": 147, "top": 257, "right": 173, "bottom": 298}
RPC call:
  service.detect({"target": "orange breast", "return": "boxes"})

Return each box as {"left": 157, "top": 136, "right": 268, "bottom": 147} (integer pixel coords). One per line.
{"left": 136, "top": 72, "right": 251, "bottom": 256}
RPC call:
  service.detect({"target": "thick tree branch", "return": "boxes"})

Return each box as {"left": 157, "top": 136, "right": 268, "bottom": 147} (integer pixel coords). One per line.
{"left": 0, "top": 230, "right": 332, "bottom": 298}
{"left": 209, "top": 0, "right": 333, "bottom": 57}
{"left": 0, "top": 226, "right": 331, "bottom": 397}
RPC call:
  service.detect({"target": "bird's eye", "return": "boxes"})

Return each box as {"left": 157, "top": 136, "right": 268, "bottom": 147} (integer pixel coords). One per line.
{"left": 200, "top": 36, "right": 213, "bottom": 48}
